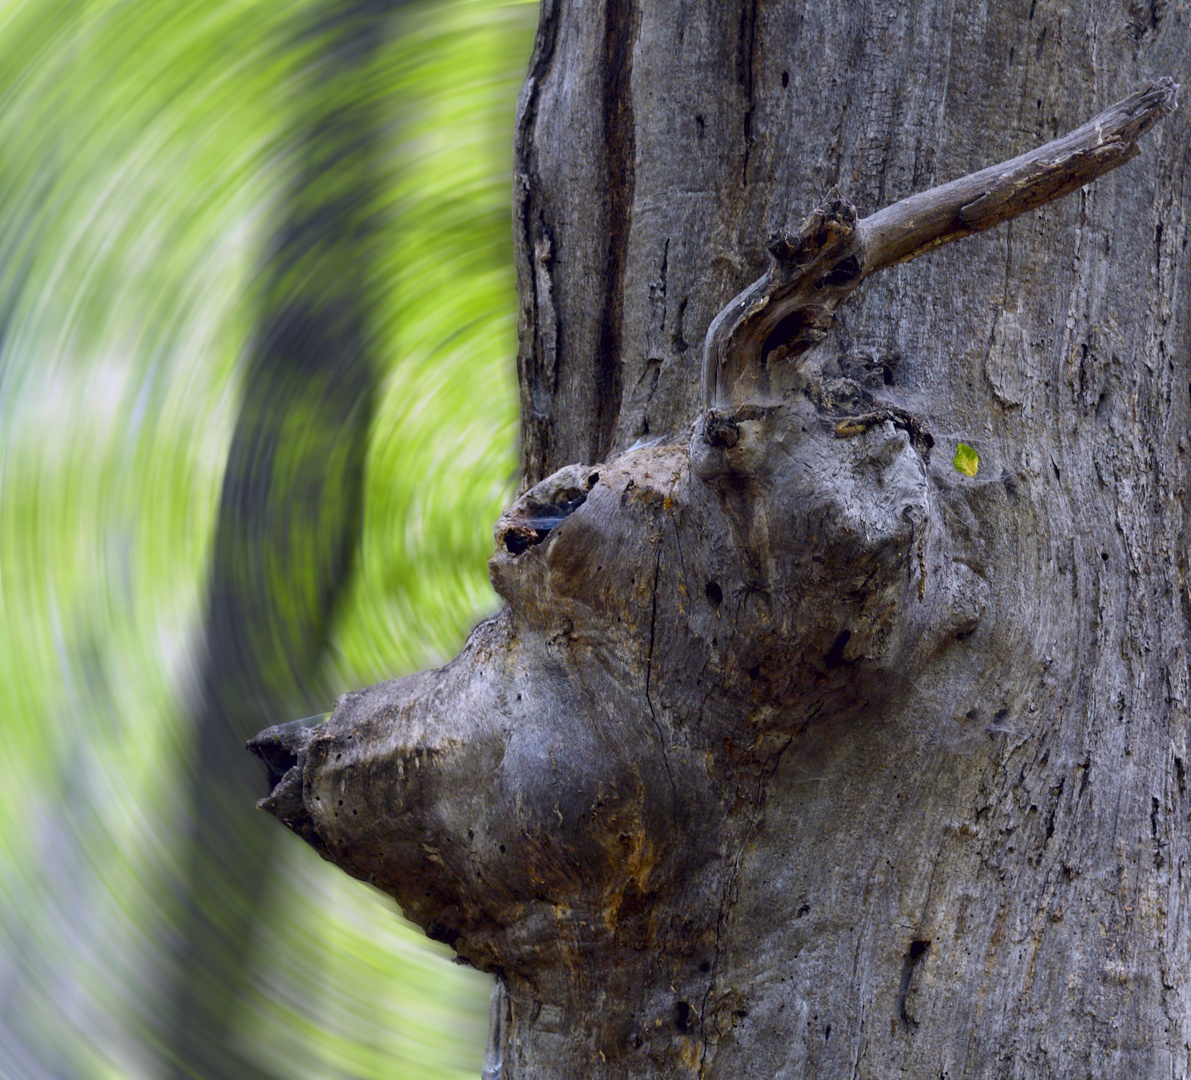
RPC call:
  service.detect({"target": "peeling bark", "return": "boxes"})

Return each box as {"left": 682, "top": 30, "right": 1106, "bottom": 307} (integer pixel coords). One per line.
{"left": 250, "top": 2, "right": 1191, "bottom": 1076}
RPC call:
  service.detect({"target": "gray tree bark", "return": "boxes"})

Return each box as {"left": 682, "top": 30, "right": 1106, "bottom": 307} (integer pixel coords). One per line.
{"left": 251, "top": 3, "right": 1191, "bottom": 1077}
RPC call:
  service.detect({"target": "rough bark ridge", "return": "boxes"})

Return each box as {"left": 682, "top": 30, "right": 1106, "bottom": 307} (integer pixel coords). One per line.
{"left": 251, "top": 3, "right": 1191, "bottom": 1078}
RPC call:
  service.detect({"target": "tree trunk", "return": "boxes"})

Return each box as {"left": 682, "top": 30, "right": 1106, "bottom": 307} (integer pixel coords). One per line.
{"left": 252, "top": 3, "right": 1191, "bottom": 1077}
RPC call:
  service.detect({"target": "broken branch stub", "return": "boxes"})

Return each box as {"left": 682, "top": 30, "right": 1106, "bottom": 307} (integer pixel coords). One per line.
{"left": 702, "top": 78, "right": 1178, "bottom": 416}
{"left": 248, "top": 81, "right": 1174, "bottom": 1078}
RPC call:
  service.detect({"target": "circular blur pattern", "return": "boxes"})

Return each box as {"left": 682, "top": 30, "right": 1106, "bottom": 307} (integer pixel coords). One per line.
{"left": 0, "top": 1, "right": 534, "bottom": 1077}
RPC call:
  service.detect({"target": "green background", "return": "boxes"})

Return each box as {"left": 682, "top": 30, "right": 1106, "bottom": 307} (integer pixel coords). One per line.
{"left": 0, "top": 1, "right": 535, "bottom": 1075}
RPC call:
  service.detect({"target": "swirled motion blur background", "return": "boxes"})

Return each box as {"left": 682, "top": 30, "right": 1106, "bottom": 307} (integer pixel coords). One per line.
{"left": 0, "top": 0, "right": 534, "bottom": 1076}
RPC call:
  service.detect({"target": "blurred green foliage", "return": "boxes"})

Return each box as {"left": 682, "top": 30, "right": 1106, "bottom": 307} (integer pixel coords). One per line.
{"left": 0, "top": 0, "right": 534, "bottom": 1076}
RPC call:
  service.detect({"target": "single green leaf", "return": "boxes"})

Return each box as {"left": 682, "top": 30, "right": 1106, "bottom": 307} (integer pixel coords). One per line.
{"left": 953, "top": 443, "right": 979, "bottom": 477}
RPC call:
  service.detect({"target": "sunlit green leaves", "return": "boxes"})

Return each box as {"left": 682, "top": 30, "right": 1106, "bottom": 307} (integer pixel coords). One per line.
{"left": 331, "top": 0, "right": 534, "bottom": 687}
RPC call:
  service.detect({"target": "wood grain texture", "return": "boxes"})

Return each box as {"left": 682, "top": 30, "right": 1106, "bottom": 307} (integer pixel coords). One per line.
{"left": 703, "top": 80, "right": 1177, "bottom": 415}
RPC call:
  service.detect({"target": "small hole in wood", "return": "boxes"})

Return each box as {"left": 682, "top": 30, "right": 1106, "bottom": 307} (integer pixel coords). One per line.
{"left": 824, "top": 630, "right": 851, "bottom": 668}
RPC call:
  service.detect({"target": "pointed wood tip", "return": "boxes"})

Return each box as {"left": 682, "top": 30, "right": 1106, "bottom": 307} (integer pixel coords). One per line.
{"left": 1142, "top": 76, "right": 1180, "bottom": 115}
{"left": 1072, "top": 78, "right": 1179, "bottom": 148}
{"left": 1121, "top": 77, "right": 1179, "bottom": 138}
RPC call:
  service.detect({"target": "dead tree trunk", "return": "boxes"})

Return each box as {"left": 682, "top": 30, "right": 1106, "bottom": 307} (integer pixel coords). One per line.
{"left": 252, "top": 4, "right": 1191, "bottom": 1077}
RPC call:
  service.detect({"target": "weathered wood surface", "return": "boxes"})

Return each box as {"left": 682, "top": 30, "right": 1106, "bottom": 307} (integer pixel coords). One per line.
{"left": 704, "top": 80, "right": 1176, "bottom": 413}
{"left": 252, "top": 2, "right": 1191, "bottom": 1077}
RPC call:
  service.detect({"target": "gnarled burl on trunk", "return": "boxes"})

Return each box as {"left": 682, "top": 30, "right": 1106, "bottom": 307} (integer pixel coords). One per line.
{"left": 249, "top": 81, "right": 1176, "bottom": 1078}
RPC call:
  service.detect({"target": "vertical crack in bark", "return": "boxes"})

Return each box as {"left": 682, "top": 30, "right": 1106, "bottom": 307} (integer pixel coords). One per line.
{"left": 514, "top": 0, "right": 560, "bottom": 484}
{"left": 644, "top": 541, "right": 676, "bottom": 806}
{"left": 847, "top": 933, "right": 867, "bottom": 1080}
{"left": 668, "top": 497, "right": 691, "bottom": 593}
{"left": 825, "top": 88, "right": 852, "bottom": 191}
{"left": 533, "top": 223, "right": 560, "bottom": 397}
{"left": 933, "top": 2, "right": 957, "bottom": 161}
{"left": 737, "top": 0, "right": 759, "bottom": 186}
{"left": 895, "top": 939, "right": 931, "bottom": 1028}
{"left": 594, "top": 0, "right": 638, "bottom": 462}
{"left": 655, "top": 236, "right": 669, "bottom": 331}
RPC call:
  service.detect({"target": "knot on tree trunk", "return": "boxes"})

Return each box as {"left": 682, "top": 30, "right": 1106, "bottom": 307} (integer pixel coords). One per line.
{"left": 250, "top": 388, "right": 988, "bottom": 1068}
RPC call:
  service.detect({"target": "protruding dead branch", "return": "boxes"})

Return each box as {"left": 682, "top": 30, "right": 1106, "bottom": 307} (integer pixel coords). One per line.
{"left": 702, "top": 78, "right": 1179, "bottom": 414}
